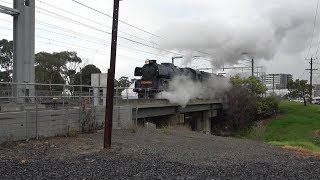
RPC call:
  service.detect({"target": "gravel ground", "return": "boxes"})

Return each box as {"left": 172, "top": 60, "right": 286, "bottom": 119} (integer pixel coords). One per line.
{"left": 0, "top": 128, "right": 319, "bottom": 180}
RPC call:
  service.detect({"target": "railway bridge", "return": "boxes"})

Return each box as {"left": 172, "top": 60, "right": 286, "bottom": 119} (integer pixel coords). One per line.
{"left": 0, "top": 98, "right": 224, "bottom": 143}
{"left": 115, "top": 98, "right": 224, "bottom": 133}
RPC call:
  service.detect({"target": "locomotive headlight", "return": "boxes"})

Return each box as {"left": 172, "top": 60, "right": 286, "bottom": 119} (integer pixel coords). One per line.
{"left": 145, "top": 59, "right": 150, "bottom": 64}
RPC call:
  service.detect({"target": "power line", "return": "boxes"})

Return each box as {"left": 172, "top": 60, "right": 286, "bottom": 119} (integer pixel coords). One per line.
{"left": 0, "top": 18, "right": 172, "bottom": 59}
{"left": 35, "top": 22, "right": 173, "bottom": 58}
{"left": 36, "top": 35, "right": 170, "bottom": 60}
{"left": 0, "top": 18, "right": 11, "bottom": 23}
{"left": 36, "top": 40, "right": 145, "bottom": 63}
{"left": 1, "top": 1, "right": 213, "bottom": 61}
{"left": 36, "top": 40, "right": 108, "bottom": 55}
{"left": 71, "top": 0, "right": 161, "bottom": 38}
{"left": 0, "top": 0, "right": 11, "bottom": 5}
{"left": 69, "top": 0, "right": 216, "bottom": 58}
{"left": 37, "top": 7, "right": 111, "bottom": 34}
{"left": 36, "top": 0, "right": 153, "bottom": 44}
{"left": 36, "top": 35, "right": 108, "bottom": 54}
{"left": 36, "top": 20, "right": 108, "bottom": 43}
{"left": 36, "top": 27, "right": 109, "bottom": 46}
{"left": 307, "top": 0, "right": 320, "bottom": 58}
{"left": 0, "top": 26, "right": 12, "bottom": 31}
{"left": 36, "top": 8, "right": 181, "bottom": 55}
{"left": 37, "top": 26, "right": 170, "bottom": 58}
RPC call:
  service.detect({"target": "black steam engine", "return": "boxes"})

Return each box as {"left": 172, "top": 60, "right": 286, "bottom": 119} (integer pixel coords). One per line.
{"left": 133, "top": 60, "right": 211, "bottom": 98}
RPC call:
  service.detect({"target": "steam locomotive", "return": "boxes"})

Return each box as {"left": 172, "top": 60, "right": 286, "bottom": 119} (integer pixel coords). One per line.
{"left": 133, "top": 59, "right": 212, "bottom": 98}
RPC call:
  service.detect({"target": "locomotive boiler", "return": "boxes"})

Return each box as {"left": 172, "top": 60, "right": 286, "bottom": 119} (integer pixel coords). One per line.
{"left": 133, "top": 59, "right": 211, "bottom": 98}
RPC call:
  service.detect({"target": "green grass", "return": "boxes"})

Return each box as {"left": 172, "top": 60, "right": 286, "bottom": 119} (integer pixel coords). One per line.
{"left": 245, "top": 101, "right": 320, "bottom": 152}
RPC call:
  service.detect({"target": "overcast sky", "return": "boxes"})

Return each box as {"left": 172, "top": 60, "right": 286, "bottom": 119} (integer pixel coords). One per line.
{"left": 0, "top": 0, "right": 320, "bottom": 82}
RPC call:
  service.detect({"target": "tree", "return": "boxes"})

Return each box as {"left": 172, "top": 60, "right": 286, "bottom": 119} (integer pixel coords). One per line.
{"left": 35, "top": 51, "right": 82, "bottom": 92}
{"left": 115, "top": 76, "right": 131, "bottom": 88}
{"left": 215, "top": 75, "right": 277, "bottom": 133}
{"left": 73, "top": 64, "right": 101, "bottom": 92}
{"left": 230, "top": 75, "right": 267, "bottom": 95}
{"left": 114, "top": 76, "right": 132, "bottom": 96}
{"left": 288, "top": 79, "right": 309, "bottom": 106}
{"left": 0, "top": 39, "right": 13, "bottom": 82}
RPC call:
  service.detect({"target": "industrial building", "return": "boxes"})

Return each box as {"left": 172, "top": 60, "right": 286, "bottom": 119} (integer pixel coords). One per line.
{"left": 262, "top": 74, "right": 293, "bottom": 90}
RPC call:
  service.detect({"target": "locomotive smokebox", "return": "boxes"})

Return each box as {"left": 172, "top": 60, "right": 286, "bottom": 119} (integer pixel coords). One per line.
{"left": 134, "top": 67, "right": 142, "bottom": 76}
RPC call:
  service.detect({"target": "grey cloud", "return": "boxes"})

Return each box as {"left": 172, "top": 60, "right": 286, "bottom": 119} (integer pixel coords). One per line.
{"left": 156, "top": 0, "right": 318, "bottom": 68}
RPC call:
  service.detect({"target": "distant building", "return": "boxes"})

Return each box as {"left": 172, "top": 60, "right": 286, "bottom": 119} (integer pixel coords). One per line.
{"left": 314, "top": 84, "right": 320, "bottom": 97}
{"left": 262, "top": 74, "right": 293, "bottom": 90}
{"left": 91, "top": 73, "right": 108, "bottom": 106}
{"left": 91, "top": 73, "right": 137, "bottom": 106}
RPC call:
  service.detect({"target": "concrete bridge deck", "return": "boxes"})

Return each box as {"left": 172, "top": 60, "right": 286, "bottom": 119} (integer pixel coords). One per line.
{"left": 0, "top": 98, "right": 224, "bottom": 144}
{"left": 119, "top": 99, "right": 223, "bottom": 119}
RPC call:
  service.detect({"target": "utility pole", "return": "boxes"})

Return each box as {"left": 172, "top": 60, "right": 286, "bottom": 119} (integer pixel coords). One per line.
{"left": 251, "top": 58, "right": 254, "bottom": 77}
{"left": 306, "top": 57, "right": 318, "bottom": 103}
{"left": 272, "top": 74, "right": 275, "bottom": 95}
{"left": 104, "top": 0, "right": 120, "bottom": 149}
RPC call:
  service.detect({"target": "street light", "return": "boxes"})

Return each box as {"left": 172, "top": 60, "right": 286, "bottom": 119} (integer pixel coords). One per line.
{"left": 171, "top": 56, "right": 183, "bottom": 65}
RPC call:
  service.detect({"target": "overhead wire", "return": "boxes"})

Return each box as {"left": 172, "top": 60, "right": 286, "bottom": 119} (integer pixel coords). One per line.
{"left": 0, "top": 2, "right": 210, "bottom": 64}
{"left": 36, "top": 40, "right": 144, "bottom": 63}
{"left": 36, "top": 35, "right": 108, "bottom": 54}
{"left": 69, "top": 0, "right": 214, "bottom": 59}
{"left": 34, "top": 21, "right": 172, "bottom": 58}
{"left": 36, "top": 20, "right": 108, "bottom": 43}
{"left": 71, "top": 0, "right": 161, "bottom": 38}
{"left": 36, "top": 0, "right": 215, "bottom": 64}
{"left": 0, "top": 16, "right": 165, "bottom": 59}
{"left": 36, "top": 0, "right": 155, "bottom": 45}
{"left": 72, "top": 1, "right": 212, "bottom": 52}
{"left": 0, "top": 0, "right": 11, "bottom": 5}
{"left": 307, "top": 0, "right": 319, "bottom": 58}
{"left": 36, "top": 7, "right": 181, "bottom": 56}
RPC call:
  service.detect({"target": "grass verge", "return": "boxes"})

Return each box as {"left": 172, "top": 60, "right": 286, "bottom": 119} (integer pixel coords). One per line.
{"left": 244, "top": 101, "right": 320, "bottom": 153}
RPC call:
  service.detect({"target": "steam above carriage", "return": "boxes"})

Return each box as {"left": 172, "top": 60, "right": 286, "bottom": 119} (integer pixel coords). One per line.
{"left": 133, "top": 60, "right": 212, "bottom": 98}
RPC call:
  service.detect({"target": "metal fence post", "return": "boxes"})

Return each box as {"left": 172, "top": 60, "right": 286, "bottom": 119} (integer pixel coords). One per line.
{"left": 116, "top": 88, "right": 119, "bottom": 106}
{"left": 36, "top": 97, "right": 38, "bottom": 139}
{"left": 62, "top": 85, "right": 65, "bottom": 108}
{"left": 126, "top": 88, "right": 129, "bottom": 104}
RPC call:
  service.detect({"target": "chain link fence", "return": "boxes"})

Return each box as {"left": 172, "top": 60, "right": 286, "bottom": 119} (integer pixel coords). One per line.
{"left": 0, "top": 82, "right": 141, "bottom": 143}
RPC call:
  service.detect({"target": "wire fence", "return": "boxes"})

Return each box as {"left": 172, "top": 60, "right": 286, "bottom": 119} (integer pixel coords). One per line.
{"left": 0, "top": 82, "right": 136, "bottom": 142}
{"left": 0, "top": 82, "right": 132, "bottom": 109}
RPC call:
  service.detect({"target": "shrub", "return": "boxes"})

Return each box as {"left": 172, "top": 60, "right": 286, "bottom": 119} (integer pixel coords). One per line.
{"left": 223, "top": 86, "right": 258, "bottom": 131}
{"left": 81, "top": 109, "right": 98, "bottom": 133}
{"left": 256, "top": 96, "right": 279, "bottom": 119}
{"left": 214, "top": 87, "right": 279, "bottom": 134}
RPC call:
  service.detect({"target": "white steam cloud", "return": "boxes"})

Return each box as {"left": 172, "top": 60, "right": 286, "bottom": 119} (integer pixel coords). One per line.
{"left": 157, "top": 0, "right": 316, "bottom": 67}
{"left": 157, "top": 75, "right": 230, "bottom": 107}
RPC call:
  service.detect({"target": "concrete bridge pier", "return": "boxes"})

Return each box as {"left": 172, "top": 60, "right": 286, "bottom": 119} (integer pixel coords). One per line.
{"left": 193, "top": 110, "right": 217, "bottom": 134}
{"left": 168, "top": 113, "right": 185, "bottom": 126}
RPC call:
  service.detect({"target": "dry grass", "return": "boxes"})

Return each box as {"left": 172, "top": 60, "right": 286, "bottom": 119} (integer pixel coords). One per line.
{"left": 283, "top": 145, "right": 320, "bottom": 157}
{"left": 67, "top": 128, "right": 79, "bottom": 137}
{"left": 313, "top": 130, "right": 320, "bottom": 138}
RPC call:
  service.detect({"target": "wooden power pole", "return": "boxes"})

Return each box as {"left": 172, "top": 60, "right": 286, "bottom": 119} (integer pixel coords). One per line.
{"left": 306, "top": 57, "right": 318, "bottom": 103}
{"left": 104, "top": 0, "right": 120, "bottom": 149}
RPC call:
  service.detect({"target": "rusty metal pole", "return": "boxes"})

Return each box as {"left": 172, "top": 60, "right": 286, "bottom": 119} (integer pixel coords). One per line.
{"left": 104, "top": 0, "right": 120, "bottom": 149}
